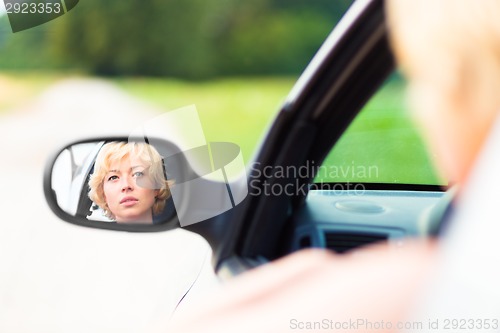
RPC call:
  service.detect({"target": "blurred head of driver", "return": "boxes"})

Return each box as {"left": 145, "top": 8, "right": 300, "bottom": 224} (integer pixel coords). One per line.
{"left": 387, "top": 0, "right": 500, "bottom": 185}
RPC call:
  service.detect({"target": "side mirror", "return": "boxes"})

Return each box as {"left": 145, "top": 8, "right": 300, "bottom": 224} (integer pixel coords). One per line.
{"left": 44, "top": 137, "right": 248, "bottom": 232}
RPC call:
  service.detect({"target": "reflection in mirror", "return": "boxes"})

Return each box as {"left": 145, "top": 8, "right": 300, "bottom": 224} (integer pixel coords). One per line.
{"left": 51, "top": 140, "right": 176, "bottom": 225}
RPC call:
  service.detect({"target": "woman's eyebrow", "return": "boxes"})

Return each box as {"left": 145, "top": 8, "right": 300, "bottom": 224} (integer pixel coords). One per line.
{"left": 131, "top": 165, "right": 145, "bottom": 170}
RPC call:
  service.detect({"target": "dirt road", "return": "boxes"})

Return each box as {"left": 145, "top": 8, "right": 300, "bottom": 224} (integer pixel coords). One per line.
{"left": 0, "top": 78, "right": 215, "bottom": 333}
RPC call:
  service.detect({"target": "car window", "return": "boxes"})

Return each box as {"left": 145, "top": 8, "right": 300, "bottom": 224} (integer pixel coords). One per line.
{"left": 314, "top": 71, "right": 446, "bottom": 186}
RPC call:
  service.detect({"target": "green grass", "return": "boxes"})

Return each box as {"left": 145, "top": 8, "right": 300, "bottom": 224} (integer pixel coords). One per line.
{"left": 117, "top": 75, "right": 444, "bottom": 186}
{"left": 0, "top": 72, "right": 442, "bottom": 185}
{"left": 316, "top": 80, "right": 444, "bottom": 185}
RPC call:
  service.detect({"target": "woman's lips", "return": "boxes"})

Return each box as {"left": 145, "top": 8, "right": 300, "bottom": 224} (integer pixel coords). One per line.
{"left": 120, "top": 196, "right": 139, "bottom": 206}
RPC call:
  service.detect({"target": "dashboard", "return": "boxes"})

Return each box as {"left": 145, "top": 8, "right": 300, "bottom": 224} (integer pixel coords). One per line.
{"left": 288, "top": 189, "right": 449, "bottom": 253}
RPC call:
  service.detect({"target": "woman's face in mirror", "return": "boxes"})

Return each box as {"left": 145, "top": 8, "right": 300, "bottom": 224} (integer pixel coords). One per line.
{"left": 103, "top": 154, "right": 159, "bottom": 224}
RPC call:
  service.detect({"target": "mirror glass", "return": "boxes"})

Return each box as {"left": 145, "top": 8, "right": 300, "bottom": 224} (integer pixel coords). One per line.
{"left": 50, "top": 139, "right": 178, "bottom": 226}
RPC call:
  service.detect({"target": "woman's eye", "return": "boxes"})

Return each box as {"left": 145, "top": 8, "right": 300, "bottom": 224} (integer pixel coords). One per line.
{"left": 133, "top": 171, "right": 144, "bottom": 178}
{"left": 107, "top": 175, "right": 118, "bottom": 181}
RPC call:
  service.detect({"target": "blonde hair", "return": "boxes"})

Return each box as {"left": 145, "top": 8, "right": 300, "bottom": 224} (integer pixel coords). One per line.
{"left": 88, "top": 141, "right": 172, "bottom": 220}
{"left": 386, "top": 0, "right": 500, "bottom": 117}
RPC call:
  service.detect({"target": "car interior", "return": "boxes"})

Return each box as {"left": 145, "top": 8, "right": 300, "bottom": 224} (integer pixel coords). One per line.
{"left": 282, "top": 70, "right": 451, "bottom": 254}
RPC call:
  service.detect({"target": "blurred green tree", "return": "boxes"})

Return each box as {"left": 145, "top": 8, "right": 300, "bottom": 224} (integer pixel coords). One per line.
{"left": 0, "top": 0, "right": 353, "bottom": 78}
{"left": 49, "top": 0, "right": 218, "bottom": 78}
{"left": 214, "top": 0, "right": 352, "bottom": 75}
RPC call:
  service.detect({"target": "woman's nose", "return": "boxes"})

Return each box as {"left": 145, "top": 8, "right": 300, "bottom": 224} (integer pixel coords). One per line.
{"left": 121, "top": 177, "right": 134, "bottom": 192}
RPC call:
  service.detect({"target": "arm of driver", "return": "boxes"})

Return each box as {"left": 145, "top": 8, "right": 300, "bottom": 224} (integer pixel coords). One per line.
{"left": 168, "top": 240, "right": 436, "bottom": 333}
